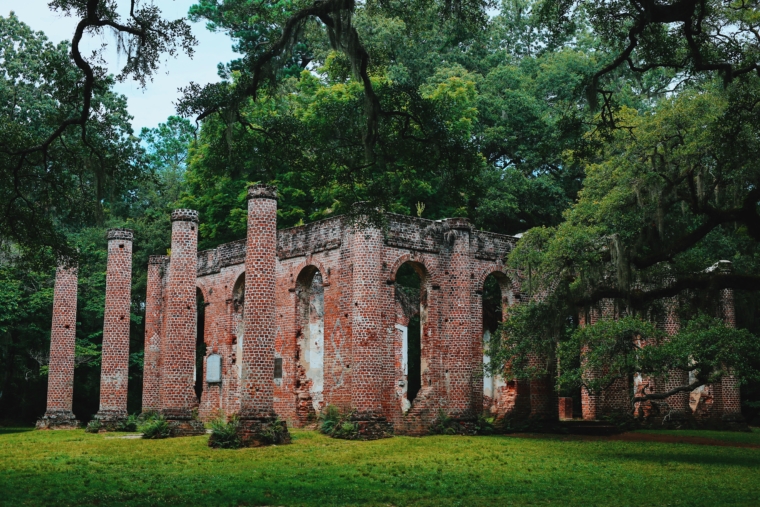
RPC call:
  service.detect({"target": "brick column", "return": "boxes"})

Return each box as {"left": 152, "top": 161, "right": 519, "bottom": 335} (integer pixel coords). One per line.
{"left": 37, "top": 264, "right": 80, "bottom": 429}
{"left": 720, "top": 285, "right": 742, "bottom": 418}
{"left": 237, "top": 184, "right": 290, "bottom": 446}
{"left": 347, "top": 214, "right": 393, "bottom": 439}
{"left": 657, "top": 298, "right": 691, "bottom": 418}
{"left": 442, "top": 218, "right": 478, "bottom": 425}
{"left": 142, "top": 255, "right": 167, "bottom": 413}
{"left": 160, "top": 209, "right": 204, "bottom": 435}
{"left": 94, "top": 229, "right": 133, "bottom": 428}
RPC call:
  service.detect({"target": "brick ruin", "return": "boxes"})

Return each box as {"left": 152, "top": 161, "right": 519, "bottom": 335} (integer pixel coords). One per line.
{"left": 37, "top": 185, "right": 744, "bottom": 434}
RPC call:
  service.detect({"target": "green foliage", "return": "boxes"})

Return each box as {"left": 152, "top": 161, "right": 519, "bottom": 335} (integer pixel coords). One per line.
{"left": 85, "top": 419, "right": 102, "bottom": 434}
{"left": 258, "top": 417, "right": 290, "bottom": 445}
{"left": 140, "top": 415, "right": 171, "bottom": 439}
{"left": 116, "top": 415, "right": 139, "bottom": 433}
{"left": 318, "top": 405, "right": 359, "bottom": 439}
{"left": 208, "top": 415, "right": 242, "bottom": 449}
{"left": 429, "top": 409, "right": 458, "bottom": 435}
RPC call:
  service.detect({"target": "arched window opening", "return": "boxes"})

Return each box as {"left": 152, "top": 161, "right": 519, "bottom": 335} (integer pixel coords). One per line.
{"left": 395, "top": 262, "right": 425, "bottom": 409}
{"left": 295, "top": 267, "right": 325, "bottom": 423}
{"left": 232, "top": 273, "right": 245, "bottom": 378}
{"left": 482, "top": 273, "right": 505, "bottom": 413}
{"left": 195, "top": 288, "right": 207, "bottom": 401}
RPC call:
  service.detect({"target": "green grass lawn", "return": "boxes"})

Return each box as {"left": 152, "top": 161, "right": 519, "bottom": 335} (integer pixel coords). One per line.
{"left": 1, "top": 427, "right": 759, "bottom": 507}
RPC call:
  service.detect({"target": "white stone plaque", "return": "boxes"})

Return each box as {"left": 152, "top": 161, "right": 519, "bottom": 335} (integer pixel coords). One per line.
{"left": 206, "top": 354, "right": 222, "bottom": 383}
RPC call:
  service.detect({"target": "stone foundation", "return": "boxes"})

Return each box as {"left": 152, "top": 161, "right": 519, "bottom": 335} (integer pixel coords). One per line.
{"left": 236, "top": 416, "right": 291, "bottom": 447}
{"left": 167, "top": 418, "right": 206, "bottom": 437}
{"left": 354, "top": 418, "right": 394, "bottom": 440}
{"left": 92, "top": 409, "right": 129, "bottom": 431}
{"left": 36, "top": 411, "right": 80, "bottom": 430}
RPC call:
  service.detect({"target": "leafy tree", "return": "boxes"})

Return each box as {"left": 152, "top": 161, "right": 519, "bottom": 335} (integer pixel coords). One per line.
{"left": 492, "top": 79, "right": 760, "bottom": 410}
{"left": 0, "top": 3, "right": 195, "bottom": 263}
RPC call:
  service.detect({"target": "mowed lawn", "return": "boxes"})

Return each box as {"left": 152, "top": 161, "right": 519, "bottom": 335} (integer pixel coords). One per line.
{"left": 1, "top": 427, "right": 759, "bottom": 506}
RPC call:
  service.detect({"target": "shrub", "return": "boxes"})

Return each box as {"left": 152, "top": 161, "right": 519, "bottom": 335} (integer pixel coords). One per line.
{"left": 208, "top": 416, "right": 242, "bottom": 449}
{"left": 318, "top": 405, "right": 359, "bottom": 439}
{"left": 475, "top": 413, "right": 495, "bottom": 435}
{"left": 85, "top": 419, "right": 102, "bottom": 434}
{"left": 140, "top": 415, "right": 170, "bottom": 439}
{"left": 259, "top": 417, "right": 290, "bottom": 445}
{"left": 429, "top": 409, "right": 457, "bottom": 435}
{"left": 116, "top": 414, "right": 139, "bottom": 432}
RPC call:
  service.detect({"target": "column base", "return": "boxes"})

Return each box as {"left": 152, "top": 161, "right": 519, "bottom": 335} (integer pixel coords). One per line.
{"left": 353, "top": 417, "right": 394, "bottom": 440}
{"left": 36, "top": 411, "right": 79, "bottom": 430}
{"left": 90, "top": 410, "right": 129, "bottom": 432}
{"left": 166, "top": 418, "right": 206, "bottom": 437}
{"left": 235, "top": 416, "right": 291, "bottom": 447}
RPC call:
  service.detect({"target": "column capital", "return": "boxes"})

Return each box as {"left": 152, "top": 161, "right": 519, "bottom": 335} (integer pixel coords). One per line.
{"left": 247, "top": 184, "right": 277, "bottom": 200}
{"left": 171, "top": 209, "right": 199, "bottom": 223}
{"left": 107, "top": 228, "right": 133, "bottom": 241}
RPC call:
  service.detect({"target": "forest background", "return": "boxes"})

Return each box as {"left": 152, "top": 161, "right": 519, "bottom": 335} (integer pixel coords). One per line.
{"left": 2, "top": 0, "right": 760, "bottom": 424}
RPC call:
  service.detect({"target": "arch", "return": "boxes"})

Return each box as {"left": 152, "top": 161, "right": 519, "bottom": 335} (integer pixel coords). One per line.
{"left": 289, "top": 257, "right": 331, "bottom": 289}
{"left": 231, "top": 271, "right": 246, "bottom": 378}
{"left": 393, "top": 259, "right": 431, "bottom": 412}
{"left": 195, "top": 287, "right": 207, "bottom": 401}
{"left": 476, "top": 268, "right": 516, "bottom": 306}
{"left": 387, "top": 252, "right": 440, "bottom": 285}
{"left": 294, "top": 264, "right": 325, "bottom": 423}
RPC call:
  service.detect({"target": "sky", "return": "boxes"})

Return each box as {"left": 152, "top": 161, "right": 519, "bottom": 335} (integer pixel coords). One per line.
{"left": 4, "top": 0, "right": 238, "bottom": 132}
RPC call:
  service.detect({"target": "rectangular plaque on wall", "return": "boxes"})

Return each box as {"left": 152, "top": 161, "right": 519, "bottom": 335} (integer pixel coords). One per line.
{"left": 206, "top": 354, "right": 222, "bottom": 383}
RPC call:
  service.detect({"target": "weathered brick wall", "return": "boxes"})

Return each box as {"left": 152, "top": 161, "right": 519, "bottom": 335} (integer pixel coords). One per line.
{"left": 95, "top": 229, "right": 133, "bottom": 424}
{"left": 188, "top": 212, "right": 517, "bottom": 434}
{"left": 160, "top": 210, "right": 200, "bottom": 421}
{"left": 37, "top": 265, "right": 79, "bottom": 429}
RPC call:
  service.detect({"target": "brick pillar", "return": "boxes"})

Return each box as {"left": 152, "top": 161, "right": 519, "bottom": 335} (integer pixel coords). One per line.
{"left": 720, "top": 285, "right": 742, "bottom": 418}
{"left": 658, "top": 298, "right": 690, "bottom": 417}
{"left": 348, "top": 212, "right": 393, "bottom": 439}
{"left": 94, "top": 229, "right": 133, "bottom": 428}
{"left": 530, "top": 368, "right": 556, "bottom": 419}
{"left": 237, "top": 184, "right": 290, "bottom": 446}
{"left": 442, "top": 218, "right": 477, "bottom": 423}
{"left": 141, "top": 255, "right": 167, "bottom": 413}
{"left": 160, "top": 209, "right": 204, "bottom": 435}
{"left": 37, "top": 264, "right": 80, "bottom": 429}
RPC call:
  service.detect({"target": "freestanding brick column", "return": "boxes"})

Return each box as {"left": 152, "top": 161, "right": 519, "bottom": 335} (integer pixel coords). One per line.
{"left": 236, "top": 184, "right": 290, "bottom": 446}
{"left": 36, "top": 264, "right": 80, "bottom": 429}
{"left": 160, "top": 209, "right": 205, "bottom": 435}
{"left": 94, "top": 229, "right": 133, "bottom": 428}
{"left": 142, "top": 255, "right": 167, "bottom": 413}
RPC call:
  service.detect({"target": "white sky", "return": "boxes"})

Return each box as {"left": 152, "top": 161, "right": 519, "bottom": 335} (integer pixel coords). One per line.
{"left": 4, "top": 0, "right": 238, "bottom": 132}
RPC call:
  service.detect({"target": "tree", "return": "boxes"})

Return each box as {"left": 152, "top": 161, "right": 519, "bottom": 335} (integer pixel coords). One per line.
{"left": 492, "top": 79, "right": 760, "bottom": 409}
{"left": 0, "top": 2, "right": 195, "bottom": 263}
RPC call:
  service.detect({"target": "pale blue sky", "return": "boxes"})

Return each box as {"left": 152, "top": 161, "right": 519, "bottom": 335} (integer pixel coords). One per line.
{"left": 4, "top": 0, "right": 238, "bottom": 132}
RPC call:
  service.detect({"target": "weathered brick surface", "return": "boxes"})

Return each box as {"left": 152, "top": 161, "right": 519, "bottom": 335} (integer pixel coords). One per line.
{"left": 95, "top": 229, "right": 133, "bottom": 426}
{"left": 37, "top": 265, "right": 80, "bottom": 430}
{"left": 160, "top": 210, "right": 204, "bottom": 434}
{"left": 138, "top": 198, "right": 742, "bottom": 434}
{"left": 141, "top": 255, "right": 168, "bottom": 413}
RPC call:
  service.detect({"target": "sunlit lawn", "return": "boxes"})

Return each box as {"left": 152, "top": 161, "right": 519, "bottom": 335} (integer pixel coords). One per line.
{"left": 1, "top": 427, "right": 759, "bottom": 506}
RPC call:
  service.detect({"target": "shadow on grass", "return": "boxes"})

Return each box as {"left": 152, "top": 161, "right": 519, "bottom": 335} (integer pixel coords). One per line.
{"left": 611, "top": 450, "right": 760, "bottom": 468}
{"left": 0, "top": 427, "right": 35, "bottom": 435}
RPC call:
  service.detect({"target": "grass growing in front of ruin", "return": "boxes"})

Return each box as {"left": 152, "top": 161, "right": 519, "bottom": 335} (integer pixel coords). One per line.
{"left": 1, "top": 427, "right": 759, "bottom": 506}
